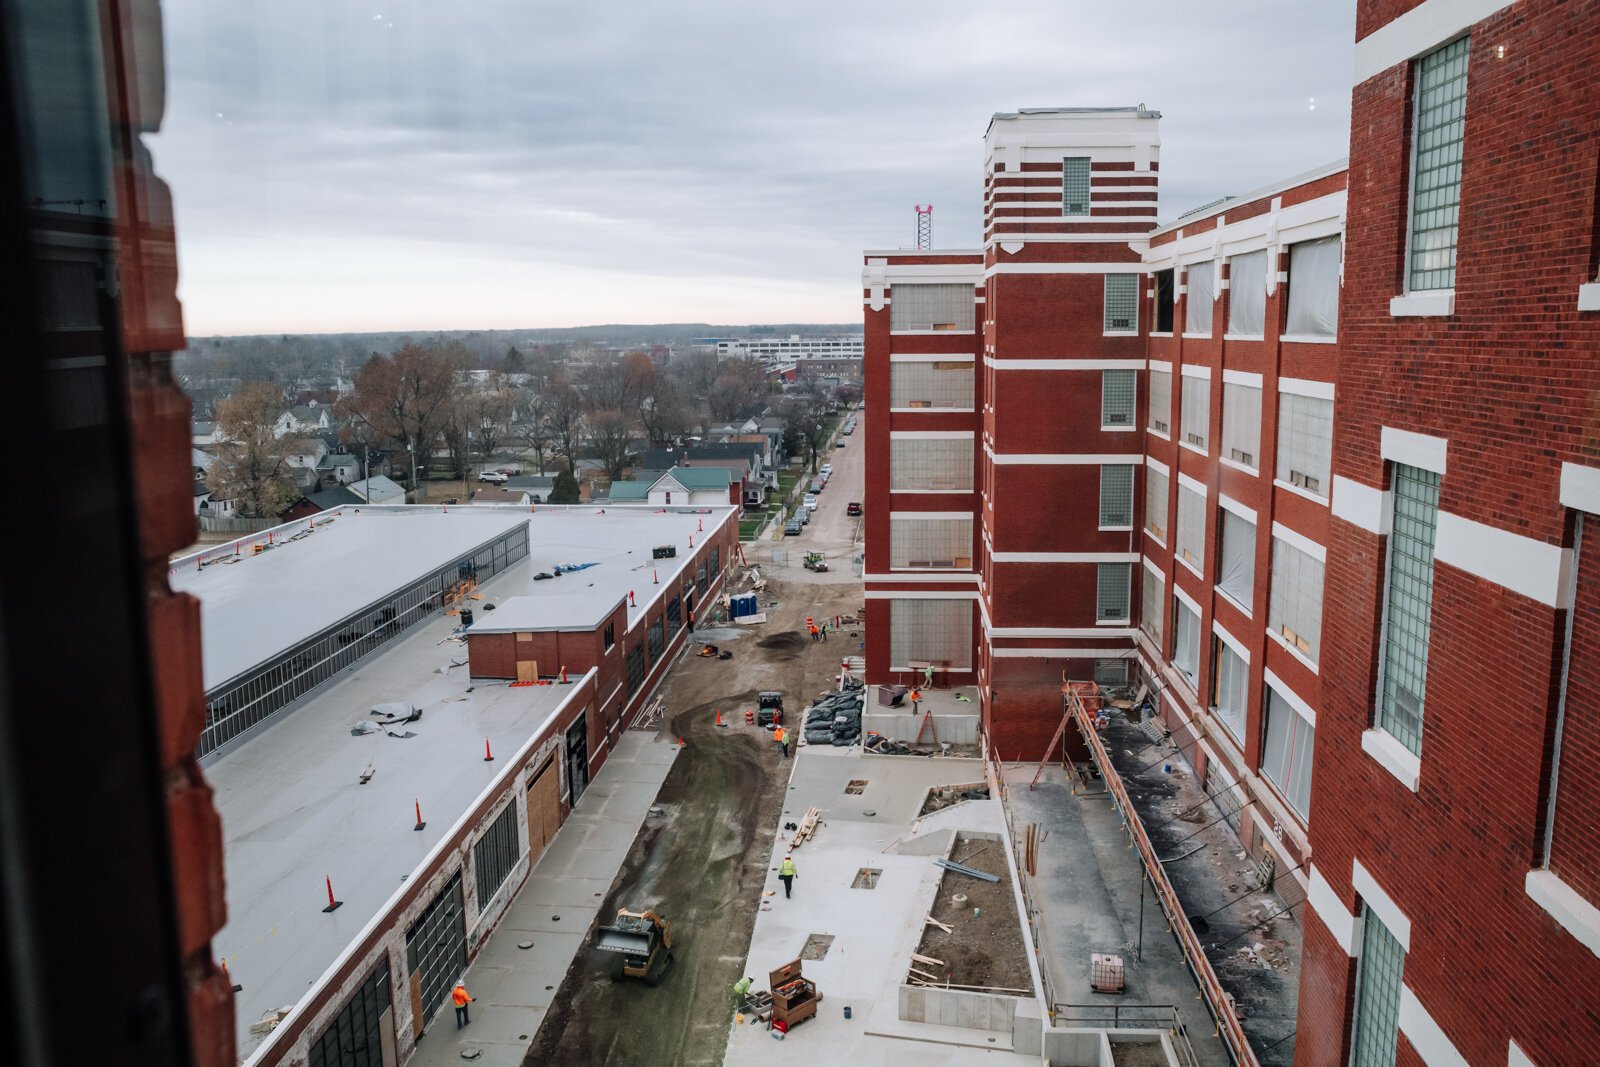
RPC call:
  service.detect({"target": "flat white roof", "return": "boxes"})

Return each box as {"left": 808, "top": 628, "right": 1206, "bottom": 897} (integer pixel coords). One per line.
{"left": 469, "top": 592, "right": 624, "bottom": 634}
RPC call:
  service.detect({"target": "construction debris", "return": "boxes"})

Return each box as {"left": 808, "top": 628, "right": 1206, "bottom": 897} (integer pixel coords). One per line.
{"left": 802, "top": 687, "right": 865, "bottom": 747}
{"left": 935, "top": 858, "right": 1000, "bottom": 883}
{"left": 925, "top": 915, "right": 953, "bottom": 933}
{"left": 789, "top": 807, "right": 821, "bottom": 848}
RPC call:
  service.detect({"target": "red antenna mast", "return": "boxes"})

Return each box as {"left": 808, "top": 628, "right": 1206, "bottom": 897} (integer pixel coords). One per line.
{"left": 914, "top": 204, "right": 933, "bottom": 250}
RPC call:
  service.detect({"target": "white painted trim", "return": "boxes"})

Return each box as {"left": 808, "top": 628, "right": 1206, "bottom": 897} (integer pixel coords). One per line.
{"left": 1306, "top": 866, "right": 1357, "bottom": 955}
{"left": 891, "top": 329, "right": 977, "bottom": 338}
{"left": 987, "top": 357, "right": 1145, "bottom": 371}
{"left": 1560, "top": 462, "right": 1600, "bottom": 514}
{"left": 990, "top": 551, "right": 1140, "bottom": 563}
{"left": 1264, "top": 627, "right": 1320, "bottom": 675}
{"left": 984, "top": 262, "right": 1150, "bottom": 277}
{"left": 890, "top": 430, "right": 975, "bottom": 440}
{"left": 863, "top": 572, "right": 979, "bottom": 584}
{"left": 1178, "top": 439, "right": 1210, "bottom": 459}
{"left": 1278, "top": 376, "right": 1336, "bottom": 401}
{"left": 889, "top": 352, "right": 975, "bottom": 363}
{"left": 1399, "top": 987, "right": 1471, "bottom": 1067}
{"left": 1218, "top": 493, "right": 1257, "bottom": 525}
{"left": 988, "top": 626, "right": 1137, "bottom": 639}
{"left": 1390, "top": 290, "right": 1456, "bottom": 317}
{"left": 1381, "top": 426, "right": 1449, "bottom": 475}
{"left": 1212, "top": 620, "right": 1250, "bottom": 663}
{"left": 1172, "top": 581, "right": 1202, "bottom": 615}
{"left": 1222, "top": 368, "right": 1263, "bottom": 387}
{"left": 1579, "top": 283, "right": 1600, "bottom": 313}
{"left": 890, "top": 408, "right": 977, "bottom": 415}
{"left": 891, "top": 488, "right": 976, "bottom": 496}
{"left": 1508, "top": 1040, "right": 1540, "bottom": 1067}
{"left": 1274, "top": 478, "right": 1330, "bottom": 506}
{"left": 863, "top": 590, "right": 980, "bottom": 601}
{"left": 986, "top": 214, "right": 1160, "bottom": 224}
{"left": 1216, "top": 587, "right": 1252, "bottom": 619}
{"left": 1332, "top": 476, "right": 1390, "bottom": 534}
{"left": 989, "top": 452, "right": 1145, "bottom": 466}
{"left": 1219, "top": 456, "right": 1260, "bottom": 478}
{"left": 1353, "top": 0, "right": 1512, "bottom": 84}
{"left": 987, "top": 646, "right": 1139, "bottom": 659}
{"left": 1142, "top": 556, "right": 1164, "bottom": 581}
{"left": 1177, "top": 471, "right": 1209, "bottom": 497}
{"left": 1526, "top": 869, "right": 1600, "bottom": 960}
{"left": 1147, "top": 359, "right": 1172, "bottom": 374}
{"left": 1278, "top": 333, "right": 1338, "bottom": 345}
{"left": 889, "top": 510, "right": 973, "bottom": 521}
{"left": 1352, "top": 858, "right": 1413, "bottom": 951}
{"left": 1145, "top": 455, "right": 1170, "bottom": 478}
{"left": 1435, "top": 513, "right": 1572, "bottom": 608}
{"left": 1263, "top": 668, "right": 1315, "bottom": 727}
{"left": 1362, "top": 728, "right": 1422, "bottom": 792}
{"left": 1179, "top": 362, "right": 1212, "bottom": 380}
{"left": 1272, "top": 521, "right": 1327, "bottom": 563}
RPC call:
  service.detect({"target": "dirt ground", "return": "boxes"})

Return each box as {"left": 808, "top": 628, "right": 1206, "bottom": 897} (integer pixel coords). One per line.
{"left": 525, "top": 565, "right": 865, "bottom": 1067}
{"left": 913, "top": 833, "right": 1033, "bottom": 993}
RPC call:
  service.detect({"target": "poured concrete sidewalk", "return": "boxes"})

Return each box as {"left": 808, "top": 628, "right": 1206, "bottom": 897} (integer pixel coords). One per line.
{"left": 409, "top": 731, "right": 677, "bottom": 1066}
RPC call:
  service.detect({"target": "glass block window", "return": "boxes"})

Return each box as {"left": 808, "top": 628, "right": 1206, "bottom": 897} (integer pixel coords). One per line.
{"left": 1181, "top": 375, "right": 1209, "bottom": 451}
{"left": 891, "top": 361, "right": 974, "bottom": 409}
{"left": 1226, "top": 250, "right": 1267, "bottom": 336}
{"left": 1141, "top": 568, "right": 1165, "bottom": 648}
{"left": 1409, "top": 36, "right": 1469, "bottom": 292}
{"left": 1102, "top": 369, "right": 1136, "bottom": 427}
{"left": 1100, "top": 465, "right": 1135, "bottom": 528}
{"left": 889, "top": 516, "right": 972, "bottom": 569}
{"left": 1262, "top": 684, "right": 1315, "bottom": 818}
{"left": 1148, "top": 369, "right": 1172, "bottom": 435}
{"left": 1351, "top": 910, "right": 1405, "bottom": 1067}
{"left": 1104, "top": 274, "right": 1139, "bottom": 332}
{"left": 1286, "top": 236, "right": 1342, "bottom": 335}
{"left": 1379, "top": 464, "right": 1441, "bottom": 754}
{"left": 1212, "top": 638, "right": 1247, "bottom": 743}
{"left": 474, "top": 801, "right": 521, "bottom": 909}
{"left": 1097, "top": 563, "right": 1132, "bottom": 622}
{"left": 890, "top": 438, "right": 973, "bottom": 491}
{"left": 889, "top": 598, "right": 972, "bottom": 669}
{"left": 1222, "top": 383, "right": 1262, "bottom": 469}
{"left": 1145, "top": 467, "right": 1169, "bottom": 542}
{"left": 1277, "top": 392, "right": 1333, "bottom": 497}
{"left": 1269, "top": 536, "right": 1325, "bottom": 664}
{"left": 891, "top": 283, "right": 976, "bottom": 331}
{"left": 309, "top": 959, "right": 392, "bottom": 1067}
{"left": 1095, "top": 658, "right": 1130, "bottom": 687}
{"left": 1062, "top": 156, "right": 1091, "bottom": 216}
{"left": 1176, "top": 482, "right": 1206, "bottom": 572}
{"left": 1173, "top": 597, "right": 1201, "bottom": 685}
{"left": 1218, "top": 509, "right": 1256, "bottom": 607}
{"left": 1185, "top": 261, "right": 1214, "bottom": 335}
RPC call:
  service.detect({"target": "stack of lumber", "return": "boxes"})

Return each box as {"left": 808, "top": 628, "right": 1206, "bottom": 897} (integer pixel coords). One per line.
{"left": 789, "top": 806, "right": 820, "bottom": 848}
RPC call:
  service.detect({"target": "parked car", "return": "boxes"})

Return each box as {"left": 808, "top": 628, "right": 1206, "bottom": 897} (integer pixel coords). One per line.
{"left": 478, "top": 470, "right": 509, "bottom": 484}
{"left": 810, "top": 480, "right": 826, "bottom": 494}
{"left": 847, "top": 501, "right": 862, "bottom": 516}
{"left": 802, "top": 493, "right": 819, "bottom": 511}
{"left": 798, "top": 506, "right": 810, "bottom": 525}
{"left": 783, "top": 518, "right": 803, "bottom": 536}
{"left": 820, "top": 463, "right": 833, "bottom": 475}
{"left": 836, "top": 438, "right": 846, "bottom": 448}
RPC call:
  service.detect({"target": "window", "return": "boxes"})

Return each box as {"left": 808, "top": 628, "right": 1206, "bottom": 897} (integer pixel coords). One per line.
{"left": 889, "top": 598, "right": 972, "bottom": 669}
{"left": 1154, "top": 269, "right": 1175, "bottom": 332}
{"left": 1095, "top": 658, "right": 1130, "bottom": 687}
{"left": 1286, "top": 236, "right": 1341, "bottom": 335}
{"left": 309, "top": 959, "right": 392, "bottom": 1067}
{"left": 1226, "top": 250, "right": 1267, "bottom": 335}
{"left": 1145, "top": 467, "right": 1169, "bottom": 542}
{"left": 710, "top": 545, "right": 720, "bottom": 574}
{"left": 1212, "top": 640, "right": 1247, "bottom": 742}
{"left": 1173, "top": 597, "right": 1200, "bottom": 685}
{"left": 1148, "top": 369, "right": 1172, "bottom": 435}
{"left": 1217, "top": 509, "right": 1256, "bottom": 608}
{"left": 696, "top": 564, "right": 708, "bottom": 594}
{"left": 890, "top": 438, "right": 973, "bottom": 491}
{"left": 1062, "top": 156, "right": 1091, "bottom": 215}
{"left": 648, "top": 618, "right": 664, "bottom": 660}
{"left": 625, "top": 641, "right": 645, "bottom": 694}
{"left": 1222, "top": 382, "right": 1262, "bottom": 468}
{"left": 1176, "top": 482, "right": 1206, "bottom": 571}
{"left": 1261, "top": 685, "right": 1315, "bottom": 818}
{"left": 1097, "top": 563, "right": 1132, "bottom": 622}
{"left": 1351, "top": 910, "right": 1406, "bottom": 1067}
{"left": 1104, "top": 274, "right": 1138, "bottom": 332}
{"left": 1276, "top": 392, "right": 1332, "bottom": 496}
{"left": 1099, "top": 465, "right": 1134, "bottom": 528}
{"left": 1378, "top": 464, "right": 1441, "bottom": 754}
{"left": 1141, "top": 569, "right": 1165, "bottom": 647}
{"left": 891, "top": 361, "right": 974, "bottom": 408}
{"left": 1180, "top": 375, "right": 1209, "bottom": 451}
{"left": 891, "top": 283, "right": 975, "bottom": 331}
{"left": 474, "top": 801, "right": 521, "bottom": 909}
{"left": 1408, "top": 36, "right": 1469, "bottom": 292}
{"left": 1102, "top": 369, "right": 1136, "bottom": 427}
{"left": 603, "top": 622, "right": 615, "bottom": 650}
{"left": 1185, "top": 261, "right": 1214, "bottom": 335}
{"left": 1269, "top": 536, "right": 1325, "bottom": 664}
{"left": 667, "top": 595, "right": 682, "bottom": 636}
{"left": 889, "top": 516, "right": 972, "bottom": 569}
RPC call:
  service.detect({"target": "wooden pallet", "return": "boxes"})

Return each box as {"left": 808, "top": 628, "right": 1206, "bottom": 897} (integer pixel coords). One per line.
{"left": 789, "top": 806, "right": 820, "bottom": 849}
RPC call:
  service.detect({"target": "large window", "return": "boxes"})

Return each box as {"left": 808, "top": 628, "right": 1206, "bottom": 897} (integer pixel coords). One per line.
{"left": 648, "top": 618, "right": 664, "bottom": 661}
{"left": 1185, "top": 261, "right": 1214, "bottom": 336}
{"left": 1379, "top": 464, "right": 1441, "bottom": 754}
{"left": 1148, "top": 369, "right": 1172, "bottom": 435}
{"left": 1226, "top": 250, "right": 1267, "bottom": 336}
{"left": 474, "top": 801, "right": 521, "bottom": 910}
{"left": 1061, "top": 156, "right": 1091, "bottom": 215}
{"left": 1104, "top": 274, "right": 1138, "bottom": 332}
{"left": 666, "top": 595, "right": 682, "bottom": 636}
{"left": 1181, "top": 374, "right": 1209, "bottom": 451}
{"left": 1141, "top": 568, "right": 1165, "bottom": 648}
{"left": 1102, "top": 369, "right": 1136, "bottom": 428}
{"left": 1261, "top": 684, "right": 1315, "bottom": 818}
{"left": 889, "top": 516, "right": 972, "bottom": 569}
{"left": 1276, "top": 392, "right": 1333, "bottom": 497}
{"left": 308, "top": 959, "right": 392, "bottom": 1067}
{"left": 1269, "top": 536, "right": 1325, "bottom": 664}
{"left": 1351, "top": 910, "right": 1406, "bottom": 1067}
{"left": 891, "top": 361, "right": 974, "bottom": 409}
{"left": 1173, "top": 597, "right": 1201, "bottom": 685}
{"left": 889, "top": 598, "right": 972, "bottom": 669}
{"left": 1222, "top": 382, "right": 1262, "bottom": 469}
{"left": 1144, "top": 467, "right": 1169, "bottom": 542}
{"left": 890, "top": 438, "right": 973, "bottom": 491}
{"left": 1217, "top": 509, "right": 1256, "bottom": 608}
{"left": 1176, "top": 482, "right": 1206, "bottom": 572}
{"left": 1286, "top": 236, "right": 1341, "bottom": 335}
{"left": 1211, "top": 639, "right": 1247, "bottom": 743}
{"left": 1100, "top": 465, "right": 1135, "bottom": 529}
{"left": 625, "top": 641, "right": 645, "bottom": 694}
{"left": 890, "top": 284, "right": 975, "bottom": 332}
{"left": 1408, "top": 37, "right": 1469, "bottom": 292}
{"left": 1154, "top": 269, "right": 1175, "bottom": 332}
{"left": 1097, "top": 563, "right": 1132, "bottom": 622}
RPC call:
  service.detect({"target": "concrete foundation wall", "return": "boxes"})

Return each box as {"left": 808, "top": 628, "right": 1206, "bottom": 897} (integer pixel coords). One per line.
{"left": 863, "top": 711, "right": 980, "bottom": 744}
{"left": 897, "top": 984, "right": 1021, "bottom": 1032}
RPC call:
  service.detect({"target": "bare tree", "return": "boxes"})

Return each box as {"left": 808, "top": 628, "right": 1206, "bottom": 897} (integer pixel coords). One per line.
{"left": 666, "top": 350, "right": 722, "bottom": 435}
{"left": 639, "top": 375, "right": 692, "bottom": 447}
{"left": 206, "top": 382, "right": 300, "bottom": 517}
{"left": 588, "top": 409, "right": 635, "bottom": 480}
{"left": 709, "top": 357, "right": 768, "bottom": 422}
{"left": 337, "top": 340, "right": 468, "bottom": 488}
{"left": 545, "top": 382, "right": 585, "bottom": 470}
{"left": 778, "top": 391, "right": 829, "bottom": 473}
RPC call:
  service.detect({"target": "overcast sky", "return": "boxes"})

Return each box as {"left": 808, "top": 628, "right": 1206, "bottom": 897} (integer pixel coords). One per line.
{"left": 150, "top": 2, "right": 1356, "bottom": 336}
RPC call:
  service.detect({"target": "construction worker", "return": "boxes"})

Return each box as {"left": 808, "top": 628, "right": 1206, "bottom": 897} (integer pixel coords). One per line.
{"left": 781, "top": 729, "right": 792, "bottom": 759}
{"left": 819, "top": 621, "right": 829, "bottom": 642}
{"left": 910, "top": 687, "right": 922, "bottom": 713}
{"left": 924, "top": 663, "right": 935, "bottom": 689}
{"left": 732, "top": 975, "right": 754, "bottom": 1010}
{"left": 808, "top": 622, "right": 820, "bottom": 642}
{"left": 452, "top": 981, "right": 474, "bottom": 1028}
{"left": 773, "top": 724, "right": 787, "bottom": 757}
{"left": 779, "top": 855, "right": 798, "bottom": 899}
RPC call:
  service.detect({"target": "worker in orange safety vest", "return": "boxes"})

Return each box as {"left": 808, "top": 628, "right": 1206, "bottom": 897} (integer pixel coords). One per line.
{"left": 452, "top": 981, "right": 474, "bottom": 1028}
{"left": 773, "top": 724, "right": 789, "bottom": 758}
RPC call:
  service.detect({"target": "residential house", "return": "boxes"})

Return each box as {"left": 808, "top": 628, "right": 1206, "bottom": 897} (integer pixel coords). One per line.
{"left": 470, "top": 488, "right": 533, "bottom": 507}
{"left": 273, "top": 403, "right": 332, "bottom": 439}
{"left": 345, "top": 475, "right": 406, "bottom": 505}
{"left": 604, "top": 466, "right": 735, "bottom": 507}
{"left": 504, "top": 475, "right": 557, "bottom": 502}
{"left": 315, "top": 452, "right": 359, "bottom": 487}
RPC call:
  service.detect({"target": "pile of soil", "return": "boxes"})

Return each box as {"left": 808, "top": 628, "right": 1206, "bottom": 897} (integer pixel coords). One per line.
{"left": 913, "top": 834, "right": 1033, "bottom": 993}
{"left": 757, "top": 631, "right": 808, "bottom": 659}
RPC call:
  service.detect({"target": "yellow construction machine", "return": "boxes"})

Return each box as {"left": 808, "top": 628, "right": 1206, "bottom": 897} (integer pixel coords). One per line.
{"left": 594, "top": 908, "right": 674, "bottom": 984}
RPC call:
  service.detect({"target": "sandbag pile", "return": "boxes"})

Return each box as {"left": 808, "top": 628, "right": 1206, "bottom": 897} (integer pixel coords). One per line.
{"left": 803, "top": 688, "right": 866, "bottom": 747}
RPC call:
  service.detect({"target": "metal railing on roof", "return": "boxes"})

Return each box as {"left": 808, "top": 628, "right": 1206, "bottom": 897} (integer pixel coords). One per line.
{"left": 1054, "top": 1004, "right": 1202, "bottom": 1067}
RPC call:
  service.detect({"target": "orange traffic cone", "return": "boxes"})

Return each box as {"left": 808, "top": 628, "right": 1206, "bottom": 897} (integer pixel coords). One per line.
{"left": 715, "top": 709, "right": 724, "bottom": 727}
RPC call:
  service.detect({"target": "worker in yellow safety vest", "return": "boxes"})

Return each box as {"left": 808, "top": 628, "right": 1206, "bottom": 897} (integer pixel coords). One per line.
{"left": 779, "top": 856, "right": 798, "bottom": 898}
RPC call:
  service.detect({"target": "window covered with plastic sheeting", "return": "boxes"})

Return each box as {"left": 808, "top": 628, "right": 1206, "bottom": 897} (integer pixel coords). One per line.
{"left": 891, "top": 361, "right": 974, "bottom": 409}
{"left": 1269, "top": 536, "right": 1324, "bottom": 663}
{"left": 1173, "top": 597, "right": 1200, "bottom": 685}
{"left": 1148, "top": 369, "right": 1172, "bottom": 435}
{"left": 1262, "top": 684, "right": 1315, "bottom": 819}
{"left": 1286, "top": 236, "right": 1341, "bottom": 336}
{"left": 1185, "top": 261, "right": 1214, "bottom": 336}
{"left": 1217, "top": 509, "right": 1256, "bottom": 608}
{"left": 890, "top": 284, "right": 975, "bottom": 332}
{"left": 1226, "top": 250, "right": 1267, "bottom": 336}
{"left": 1141, "top": 568, "right": 1165, "bottom": 648}
{"left": 1176, "top": 482, "right": 1206, "bottom": 572}
{"left": 889, "top": 598, "right": 972, "bottom": 669}
{"left": 1222, "top": 382, "right": 1262, "bottom": 469}
{"left": 1180, "top": 374, "right": 1209, "bottom": 451}
{"left": 1211, "top": 638, "right": 1247, "bottom": 743}
{"left": 1277, "top": 392, "right": 1333, "bottom": 496}
{"left": 1144, "top": 467, "right": 1169, "bottom": 542}
{"left": 890, "top": 438, "right": 973, "bottom": 490}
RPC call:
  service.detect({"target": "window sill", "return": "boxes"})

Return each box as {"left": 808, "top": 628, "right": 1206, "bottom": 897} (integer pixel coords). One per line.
{"left": 1181, "top": 332, "right": 1215, "bottom": 340}
{"left": 1361, "top": 728, "right": 1421, "bottom": 791}
{"left": 1279, "top": 333, "right": 1337, "bottom": 345}
{"left": 1579, "top": 283, "right": 1600, "bottom": 313}
{"left": 1219, "top": 457, "right": 1259, "bottom": 477}
{"left": 1103, "top": 331, "right": 1140, "bottom": 338}
{"left": 1096, "top": 617, "right": 1132, "bottom": 626}
{"left": 1148, "top": 331, "right": 1174, "bottom": 339}
{"left": 1526, "top": 869, "right": 1600, "bottom": 960}
{"left": 1222, "top": 333, "right": 1266, "bottom": 343}
{"left": 1264, "top": 628, "right": 1318, "bottom": 674}
{"left": 1143, "top": 531, "right": 1167, "bottom": 550}
{"left": 1216, "top": 588, "right": 1253, "bottom": 619}
{"left": 1175, "top": 554, "right": 1204, "bottom": 581}
{"left": 1178, "top": 440, "right": 1210, "bottom": 458}
{"left": 890, "top": 408, "right": 976, "bottom": 415}
{"left": 1099, "top": 525, "right": 1135, "bottom": 533}
{"left": 1273, "top": 478, "right": 1329, "bottom": 507}
{"left": 1100, "top": 425, "right": 1138, "bottom": 433}
{"left": 1389, "top": 291, "right": 1454, "bottom": 317}
{"left": 1147, "top": 428, "right": 1171, "bottom": 442}
{"left": 890, "top": 329, "right": 978, "bottom": 336}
